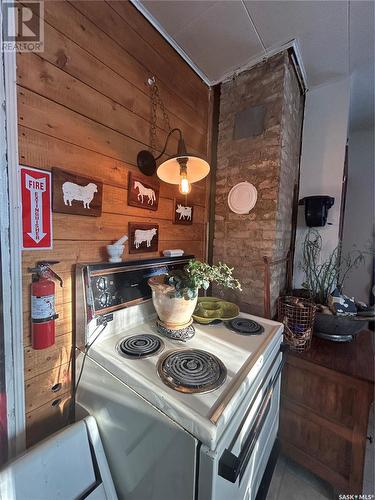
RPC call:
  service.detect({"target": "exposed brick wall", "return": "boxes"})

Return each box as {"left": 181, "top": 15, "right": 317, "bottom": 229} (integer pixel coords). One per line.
{"left": 212, "top": 52, "right": 304, "bottom": 316}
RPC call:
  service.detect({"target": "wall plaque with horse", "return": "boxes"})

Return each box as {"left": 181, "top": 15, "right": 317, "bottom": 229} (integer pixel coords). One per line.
{"left": 128, "top": 172, "right": 159, "bottom": 211}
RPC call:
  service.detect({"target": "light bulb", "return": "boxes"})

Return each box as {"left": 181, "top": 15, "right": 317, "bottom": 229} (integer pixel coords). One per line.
{"left": 179, "top": 171, "right": 191, "bottom": 194}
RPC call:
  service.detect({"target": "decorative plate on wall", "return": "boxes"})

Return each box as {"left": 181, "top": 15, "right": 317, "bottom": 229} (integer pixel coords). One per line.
{"left": 227, "top": 182, "right": 257, "bottom": 214}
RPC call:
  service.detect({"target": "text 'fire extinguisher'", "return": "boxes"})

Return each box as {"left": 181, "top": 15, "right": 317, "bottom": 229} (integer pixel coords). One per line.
{"left": 29, "top": 261, "right": 63, "bottom": 350}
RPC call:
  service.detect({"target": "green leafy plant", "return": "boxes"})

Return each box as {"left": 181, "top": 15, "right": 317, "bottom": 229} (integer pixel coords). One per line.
{"left": 300, "top": 229, "right": 367, "bottom": 305}
{"left": 167, "top": 260, "right": 242, "bottom": 300}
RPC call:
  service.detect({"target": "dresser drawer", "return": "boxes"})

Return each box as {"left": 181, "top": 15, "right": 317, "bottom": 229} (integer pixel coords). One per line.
{"left": 280, "top": 355, "right": 373, "bottom": 493}
{"left": 280, "top": 402, "right": 352, "bottom": 479}
{"left": 282, "top": 356, "right": 360, "bottom": 429}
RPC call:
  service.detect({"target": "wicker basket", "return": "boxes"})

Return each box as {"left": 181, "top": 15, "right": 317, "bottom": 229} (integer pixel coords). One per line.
{"left": 278, "top": 296, "right": 317, "bottom": 352}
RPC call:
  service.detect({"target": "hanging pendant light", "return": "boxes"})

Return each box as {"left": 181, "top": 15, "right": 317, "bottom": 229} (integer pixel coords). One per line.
{"left": 137, "top": 128, "right": 210, "bottom": 193}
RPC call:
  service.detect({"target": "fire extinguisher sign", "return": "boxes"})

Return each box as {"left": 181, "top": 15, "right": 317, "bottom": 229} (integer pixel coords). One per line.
{"left": 21, "top": 166, "right": 53, "bottom": 250}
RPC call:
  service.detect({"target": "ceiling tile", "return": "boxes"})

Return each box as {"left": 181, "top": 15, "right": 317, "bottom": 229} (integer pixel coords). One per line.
{"left": 245, "top": 0, "right": 349, "bottom": 86}
{"left": 173, "top": 1, "right": 264, "bottom": 81}
{"left": 140, "top": 0, "right": 218, "bottom": 37}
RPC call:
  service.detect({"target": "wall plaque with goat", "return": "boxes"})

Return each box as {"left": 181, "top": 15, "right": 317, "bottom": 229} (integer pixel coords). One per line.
{"left": 173, "top": 198, "right": 193, "bottom": 225}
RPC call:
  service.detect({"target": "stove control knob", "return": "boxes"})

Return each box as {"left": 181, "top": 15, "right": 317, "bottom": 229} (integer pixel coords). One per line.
{"left": 99, "top": 292, "right": 111, "bottom": 307}
{"left": 96, "top": 277, "right": 107, "bottom": 291}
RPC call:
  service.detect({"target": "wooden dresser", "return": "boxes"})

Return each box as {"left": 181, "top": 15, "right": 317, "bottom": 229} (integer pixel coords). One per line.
{"left": 279, "top": 330, "right": 374, "bottom": 493}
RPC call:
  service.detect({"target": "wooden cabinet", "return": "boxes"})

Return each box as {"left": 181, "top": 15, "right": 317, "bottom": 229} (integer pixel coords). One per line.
{"left": 279, "top": 331, "right": 374, "bottom": 493}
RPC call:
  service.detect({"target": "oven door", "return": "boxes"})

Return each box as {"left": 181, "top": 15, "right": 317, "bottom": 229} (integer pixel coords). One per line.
{"left": 198, "top": 342, "right": 284, "bottom": 500}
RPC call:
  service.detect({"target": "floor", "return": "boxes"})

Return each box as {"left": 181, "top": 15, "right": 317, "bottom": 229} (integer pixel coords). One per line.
{"left": 267, "top": 454, "right": 334, "bottom": 500}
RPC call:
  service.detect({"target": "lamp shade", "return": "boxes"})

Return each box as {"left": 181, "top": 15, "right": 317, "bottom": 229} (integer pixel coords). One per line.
{"left": 157, "top": 155, "right": 210, "bottom": 185}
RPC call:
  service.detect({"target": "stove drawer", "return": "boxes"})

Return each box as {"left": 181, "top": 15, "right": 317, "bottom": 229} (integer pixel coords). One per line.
{"left": 207, "top": 372, "right": 281, "bottom": 500}
{"left": 198, "top": 345, "right": 283, "bottom": 500}
{"left": 218, "top": 354, "right": 283, "bottom": 485}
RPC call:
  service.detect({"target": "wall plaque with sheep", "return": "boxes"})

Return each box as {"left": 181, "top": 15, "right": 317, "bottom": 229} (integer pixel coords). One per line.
{"left": 52, "top": 167, "right": 103, "bottom": 217}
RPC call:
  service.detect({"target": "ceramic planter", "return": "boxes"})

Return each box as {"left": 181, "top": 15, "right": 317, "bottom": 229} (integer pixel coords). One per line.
{"left": 148, "top": 276, "right": 198, "bottom": 328}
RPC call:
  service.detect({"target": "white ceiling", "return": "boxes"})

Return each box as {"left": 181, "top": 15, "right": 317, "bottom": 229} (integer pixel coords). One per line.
{"left": 138, "top": 0, "right": 374, "bottom": 131}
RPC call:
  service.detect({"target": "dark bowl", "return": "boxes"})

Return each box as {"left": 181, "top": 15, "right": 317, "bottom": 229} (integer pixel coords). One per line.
{"left": 314, "top": 313, "right": 366, "bottom": 337}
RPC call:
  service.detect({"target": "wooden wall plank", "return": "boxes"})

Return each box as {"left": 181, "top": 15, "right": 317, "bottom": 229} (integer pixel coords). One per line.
{"left": 26, "top": 393, "right": 71, "bottom": 447}
{"left": 18, "top": 87, "right": 165, "bottom": 163}
{"left": 24, "top": 334, "right": 72, "bottom": 381}
{"left": 18, "top": 86, "right": 202, "bottom": 165}
{"left": 22, "top": 240, "right": 204, "bottom": 275}
{"left": 17, "top": 53, "right": 206, "bottom": 154}
{"left": 19, "top": 126, "right": 208, "bottom": 206}
{"left": 51, "top": 213, "right": 204, "bottom": 241}
{"left": 25, "top": 362, "right": 72, "bottom": 412}
{"left": 19, "top": 126, "right": 128, "bottom": 187}
{"left": 70, "top": 1, "right": 208, "bottom": 117}
{"left": 38, "top": 1, "right": 207, "bottom": 132}
{"left": 19, "top": 0, "right": 210, "bottom": 446}
{"left": 102, "top": 185, "right": 206, "bottom": 223}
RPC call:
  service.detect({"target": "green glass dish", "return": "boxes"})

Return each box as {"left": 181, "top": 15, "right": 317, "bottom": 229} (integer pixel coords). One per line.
{"left": 193, "top": 297, "right": 240, "bottom": 324}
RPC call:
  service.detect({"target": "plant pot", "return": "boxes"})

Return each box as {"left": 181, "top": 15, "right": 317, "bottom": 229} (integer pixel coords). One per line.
{"left": 148, "top": 276, "right": 198, "bottom": 328}
{"left": 314, "top": 313, "right": 365, "bottom": 337}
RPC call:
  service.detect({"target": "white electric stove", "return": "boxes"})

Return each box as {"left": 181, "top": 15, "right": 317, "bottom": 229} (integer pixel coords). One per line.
{"left": 75, "top": 257, "right": 284, "bottom": 500}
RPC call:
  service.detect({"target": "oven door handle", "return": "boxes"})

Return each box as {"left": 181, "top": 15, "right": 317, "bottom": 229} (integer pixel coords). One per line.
{"left": 218, "top": 356, "right": 285, "bottom": 484}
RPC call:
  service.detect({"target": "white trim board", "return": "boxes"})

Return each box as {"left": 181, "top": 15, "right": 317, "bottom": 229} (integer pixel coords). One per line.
{"left": 0, "top": 1, "right": 26, "bottom": 456}
{"left": 130, "top": 0, "right": 308, "bottom": 90}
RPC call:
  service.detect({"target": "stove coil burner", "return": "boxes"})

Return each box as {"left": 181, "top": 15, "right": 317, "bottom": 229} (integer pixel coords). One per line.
{"left": 158, "top": 349, "right": 227, "bottom": 394}
{"left": 118, "top": 334, "right": 164, "bottom": 359}
{"left": 227, "top": 318, "right": 264, "bottom": 335}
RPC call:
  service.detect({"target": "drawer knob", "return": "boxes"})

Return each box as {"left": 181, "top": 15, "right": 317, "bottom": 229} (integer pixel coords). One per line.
{"left": 51, "top": 383, "right": 62, "bottom": 393}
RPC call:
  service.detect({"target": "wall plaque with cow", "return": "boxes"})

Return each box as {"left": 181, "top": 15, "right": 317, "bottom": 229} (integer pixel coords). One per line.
{"left": 128, "top": 222, "right": 159, "bottom": 254}
{"left": 52, "top": 168, "right": 103, "bottom": 217}
{"left": 128, "top": 172, "right": 159, "bottom": 211}
{"left": 173, "top": 199, "right": 193, "bottom": 225}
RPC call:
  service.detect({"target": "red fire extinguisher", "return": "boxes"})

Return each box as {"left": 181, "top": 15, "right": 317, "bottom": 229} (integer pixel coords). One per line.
{"left": 29, "top": 261, "right": 63, "bottom": 350}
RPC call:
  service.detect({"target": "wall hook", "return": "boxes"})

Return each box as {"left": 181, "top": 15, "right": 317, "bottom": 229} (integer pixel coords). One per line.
{"left": 147, "top": 76, "right": 156, "bottom": 86}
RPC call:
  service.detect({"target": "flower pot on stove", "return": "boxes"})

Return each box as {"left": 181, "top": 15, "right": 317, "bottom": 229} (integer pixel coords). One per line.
{"left": 148, "top": 276, "right": 198, "bottom": 329}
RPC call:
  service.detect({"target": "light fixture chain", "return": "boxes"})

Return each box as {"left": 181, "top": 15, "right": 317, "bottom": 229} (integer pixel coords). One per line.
{"left": 150, "top": 83, "right": 159, "bottom": 155}
{"left": 149, "top": 79, "right": 171, "bottom": 156}
{"left": 155, "top": 84, "right": 171, "bottom": 133}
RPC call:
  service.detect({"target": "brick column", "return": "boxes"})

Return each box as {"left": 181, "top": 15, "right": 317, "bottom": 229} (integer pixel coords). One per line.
{"left": 212, "top": 52, "right": 304, "bottom": 316}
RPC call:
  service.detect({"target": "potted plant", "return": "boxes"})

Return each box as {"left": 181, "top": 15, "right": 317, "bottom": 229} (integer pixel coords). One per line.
{"left": 299, "top": 229, "right": 369, "bottom": 337}
{"left": 148, "top": 260, "right": 242, "bottom": 328}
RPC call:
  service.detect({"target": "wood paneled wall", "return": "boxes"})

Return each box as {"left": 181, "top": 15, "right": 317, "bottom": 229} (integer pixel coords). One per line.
{"left": 18, "top": 0, "right": 210, "bottom": 446}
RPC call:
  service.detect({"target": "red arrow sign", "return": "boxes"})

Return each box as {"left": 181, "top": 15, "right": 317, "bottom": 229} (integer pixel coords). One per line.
{"left": 21, "top": 167, "right": 52, "bottom": 250}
